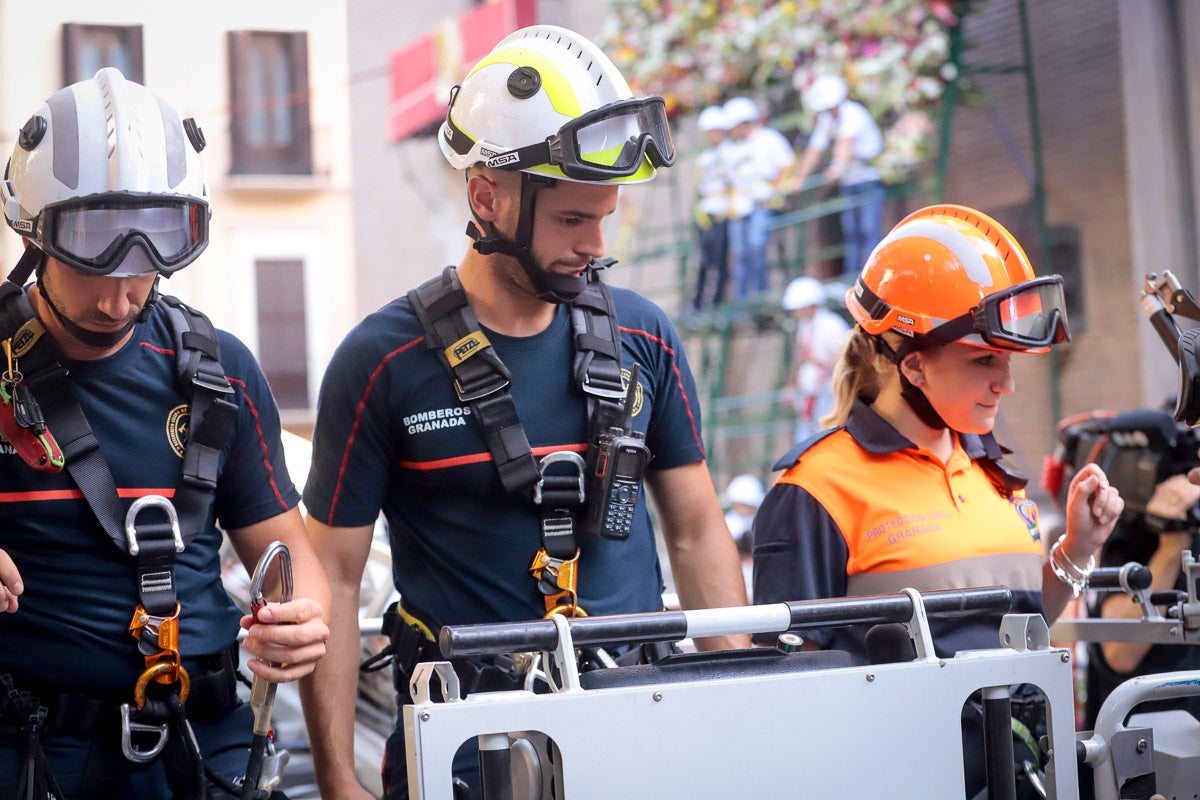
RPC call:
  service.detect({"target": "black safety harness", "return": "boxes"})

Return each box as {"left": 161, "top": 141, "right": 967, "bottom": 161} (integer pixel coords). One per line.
{"left": 0, "top": 255, "right": 242, "bottom": 799}
{"left": 408, "top": 263, "right": 630, "bottom": 617}
{"left": 365, "top": 263, "right": 633, "bottom": 693}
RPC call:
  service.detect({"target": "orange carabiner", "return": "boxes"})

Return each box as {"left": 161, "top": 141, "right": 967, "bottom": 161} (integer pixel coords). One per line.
{"left": 132, "top": 661, "right": 191, "bottom": 709}
{"left": 544, "top": 603, "right": 588, "bottom": 619}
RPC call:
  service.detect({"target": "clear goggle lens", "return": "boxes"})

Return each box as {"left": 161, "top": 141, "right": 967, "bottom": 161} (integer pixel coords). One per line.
{"left": 566, "top": 97, "right": 675, "bottom": 177}
{"left": 44, "top": 196, "right": 208, "bottom": 275}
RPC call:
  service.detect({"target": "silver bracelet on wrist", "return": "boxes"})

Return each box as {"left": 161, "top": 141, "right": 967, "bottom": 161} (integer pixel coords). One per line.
{"left": 1049, "top": 534, "right": 1094, "bottom": 598}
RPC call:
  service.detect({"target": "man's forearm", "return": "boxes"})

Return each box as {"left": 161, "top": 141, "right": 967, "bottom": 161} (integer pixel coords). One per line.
{"left": 668, "top": 529, "right": 751, "bottom": 651}
{"left": 299, "top": 582, "right": 367, "bottom": 793}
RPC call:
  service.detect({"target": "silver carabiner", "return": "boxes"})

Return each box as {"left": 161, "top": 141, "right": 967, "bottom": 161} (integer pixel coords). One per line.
{"left": 249, "top": 540, "right": 294, "bottom": 615}
{"left": 119, "top": 702, "right": 169, "bottom": 763}
{"left": 124, "top": 494, "right": 184, "bottom": 556}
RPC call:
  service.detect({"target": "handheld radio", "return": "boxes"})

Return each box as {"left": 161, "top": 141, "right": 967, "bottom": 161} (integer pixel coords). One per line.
{"left": 584, "top": 363, "right": 652, "bottom": 541}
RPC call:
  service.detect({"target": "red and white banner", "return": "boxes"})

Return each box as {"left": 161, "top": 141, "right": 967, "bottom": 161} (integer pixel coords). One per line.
{"left": 389, "top": 0, "right": 536, "bottom": 142}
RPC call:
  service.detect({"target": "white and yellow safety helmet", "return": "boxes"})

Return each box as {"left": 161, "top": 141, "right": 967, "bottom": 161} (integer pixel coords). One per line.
{"left": 438, "top": 25, "right": 673, "bottom": 185}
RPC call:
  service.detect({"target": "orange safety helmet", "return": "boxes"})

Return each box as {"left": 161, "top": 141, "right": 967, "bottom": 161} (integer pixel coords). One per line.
{"left": 846, "top": 204, "right": 1070, "bottom": 353}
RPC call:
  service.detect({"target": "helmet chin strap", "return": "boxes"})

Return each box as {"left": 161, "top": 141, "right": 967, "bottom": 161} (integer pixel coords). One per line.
{"left": 871, "top": 335, "right": 949, "bottom": 431}
{"left": 33, "top": 256, "right": 159, "bottom": 351}
{"left": 466, "top": 172, "right": 594, "bottom": 304}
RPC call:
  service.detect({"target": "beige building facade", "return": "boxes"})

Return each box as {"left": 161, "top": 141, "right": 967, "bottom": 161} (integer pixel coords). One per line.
{"left": 0, "top": 0, "right": 357, "bottom": 428}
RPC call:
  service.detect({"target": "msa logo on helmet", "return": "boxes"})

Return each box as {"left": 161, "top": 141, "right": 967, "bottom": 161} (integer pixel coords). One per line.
{"left": 11, "top": 219, "right": 32, "bottom": 234}
{"left": 897, "top": 315, "right": 916, "bottom": 326}
{"left": 478, "top": 147, "right": 499, "bottom": 158}
{"left": 486, "top": 152, "right": 520, "bottom": 168}
{"left": 443, "top": 126, "right": 454, "bottom": 143}
{"left": 445, "top": 331, "right": 492, "bottom": 368}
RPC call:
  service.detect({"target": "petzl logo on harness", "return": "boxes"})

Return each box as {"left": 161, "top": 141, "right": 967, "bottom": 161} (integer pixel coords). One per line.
{"left": 445, "top": 331, "right": 491, "bottom": 368}
{"left": 11, "top": 318, "right": 46, "bottom": 359}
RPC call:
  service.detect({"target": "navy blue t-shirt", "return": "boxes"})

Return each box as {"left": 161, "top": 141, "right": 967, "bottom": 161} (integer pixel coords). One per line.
{"left": 304, "top": 282, "right": 707, "bottom": 628}
{"left": 0, "top": 298, "right": 298, "bottom": 692}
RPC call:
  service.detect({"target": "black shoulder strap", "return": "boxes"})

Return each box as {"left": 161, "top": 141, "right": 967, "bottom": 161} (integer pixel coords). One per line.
{"left": 0, "top": 286, "right": 237, "bottom": 550}
{"left": 407, "top": 265, "right": 629, "bottom": 499}
{"left": 159, "top": 295, "right": 239, "bottom": 538}
{"left": 408, "top": 266, "right": 541, "bottom": 496}
{"left": 569, "top": 273, "right": 627, "bottom": 443}
{"left": 0, "top": 281, "right": 129, "bottom": 550}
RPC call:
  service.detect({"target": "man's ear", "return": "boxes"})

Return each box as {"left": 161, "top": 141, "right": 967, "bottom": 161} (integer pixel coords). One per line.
{"left": 466, "top": 171, "right": 500, "bottom": 223}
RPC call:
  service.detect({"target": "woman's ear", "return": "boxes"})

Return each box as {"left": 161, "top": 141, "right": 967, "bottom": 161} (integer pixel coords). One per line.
{"left": 900, "top": 353, "right": 926, "bottom": 386}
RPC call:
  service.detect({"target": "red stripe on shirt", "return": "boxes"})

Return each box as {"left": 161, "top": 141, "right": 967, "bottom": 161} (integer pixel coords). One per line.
{"left": 619, "top": 325, "right": 705, "bottom": 457}
{"left": 398, "top": 442, "right": 588, "bottom": 471}
{"left": 139, "top": 342, "right": 174, "bottom": 356}
{"left": 329, "top": 336, "right": 425, "bottom": 518}
{"left": 228, "top": 376, "right": 288, "bottom": 510}
{"left": 0, "top": 487, "right": 176, "bottom": 503}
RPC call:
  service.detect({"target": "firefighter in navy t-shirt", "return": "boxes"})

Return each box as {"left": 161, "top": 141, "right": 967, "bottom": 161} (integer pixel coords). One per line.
{"left": 0, "top": 69, "right": 329, "bottom": 799}
{"left": 299, "top": 25, "right": 749, "bottom": 800}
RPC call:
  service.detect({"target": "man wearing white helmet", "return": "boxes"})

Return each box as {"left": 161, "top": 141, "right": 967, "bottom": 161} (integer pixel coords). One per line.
{"left": 721, "top": 96, "right": 795, "bottom": 300}
{"left": 691, "top": 104, "right": 745, "bottom": 311}
{"left": 781, "top": 275, "right": 850, "bottom": 443}
{"left": 299, "top": 25, "right": 749, "bottom": 799}
{"left": 783, "top": 73, "right": 885, "bottom": 278}
{"left": 0, "top": 69, "right": 329, "bottom": 799}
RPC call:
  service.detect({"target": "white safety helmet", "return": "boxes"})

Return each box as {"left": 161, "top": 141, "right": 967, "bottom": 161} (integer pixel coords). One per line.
{"left": 725, "top": 473, "right": 765, "bottom": 508}
{"left": 2, "top": 68, "right": 210, "bottom": 277}
{"left": 697, "top": 105, "right": 730, "bottom": 132}
{"left": 722, "top": 96, "right": 760, "bottom": 127}
{"left": 805, "top": 75, "right": 848, "bottom": 114}
{"left": 438, "top": 25, "right": 673, "bottom": 185}
{"left": 782, "top": 276, "right": 825, "bottom": 311}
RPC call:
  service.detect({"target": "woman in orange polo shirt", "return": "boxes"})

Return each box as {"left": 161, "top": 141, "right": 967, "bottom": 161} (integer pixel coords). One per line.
{"left": 751, "top": 204, "right": 1123, "bottom": 799}
{"left": 753, "top": 204, "right": 1121, "bottom": 656}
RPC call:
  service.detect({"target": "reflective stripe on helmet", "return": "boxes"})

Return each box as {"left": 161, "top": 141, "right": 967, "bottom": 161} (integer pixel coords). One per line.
{"left": 875, "top": 218, "right": 997, "bottom": 289}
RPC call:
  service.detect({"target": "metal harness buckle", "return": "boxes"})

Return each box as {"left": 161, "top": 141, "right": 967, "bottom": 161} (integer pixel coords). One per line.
{"left": 124, "top": 494, "right": 184, "bottom": 556}
{"left": 453, "top": 372, "right": 510, "bottom": 403}
{"left": 532, "top": 451, "right": 586, "bottom": 506}
{"left": 119, "top": 703, "right": 170, "bottom": 763}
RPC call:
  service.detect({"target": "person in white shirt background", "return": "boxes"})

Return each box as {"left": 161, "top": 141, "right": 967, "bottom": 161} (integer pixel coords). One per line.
{"left": 722, "top": 96, "right": 796, "bottom": 300}
{"left": 723, "top": 472, "right": 765, "bottom": 596}
{"left": 781, "top": 276, "right": 851, "bottom": 443}
{"left": 691, "top": 105, "right": 746, "bottom": 311}
{"left": 784, "top": 74, "right": 885, "bottom": 279}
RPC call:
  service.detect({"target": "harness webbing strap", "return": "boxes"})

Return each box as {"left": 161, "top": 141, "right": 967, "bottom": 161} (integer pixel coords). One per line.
{"left": 408, "top": 265, "right": 632, "bottom": 619}
{"left": 408, "top": 266, "right": 541, "bottom": 496}
{"left": 569, "top": 277, "right": 626, "bottom": 445}
{"left": 163, "top": 297, "right": 239, "bottom": 534}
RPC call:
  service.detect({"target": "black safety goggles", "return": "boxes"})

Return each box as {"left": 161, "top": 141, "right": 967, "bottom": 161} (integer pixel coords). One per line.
{"left": 930, "top": 276, "right": 1071, "bottom": 350}
{"left": 483, "top": 96, "right": 676, "bottom": 181}
{"left": 35, "top": 193, "right": 209, "bottom": 276}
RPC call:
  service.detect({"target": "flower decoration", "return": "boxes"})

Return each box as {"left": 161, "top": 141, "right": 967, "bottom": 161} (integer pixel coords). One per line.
{"left": 598, "top": 0, "right": 970, "bottom": 182}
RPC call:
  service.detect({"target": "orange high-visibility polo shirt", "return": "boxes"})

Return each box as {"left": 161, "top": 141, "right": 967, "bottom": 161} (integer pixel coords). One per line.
{"left": 752, "top": 399, "right": 1045, "bottom": 661}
